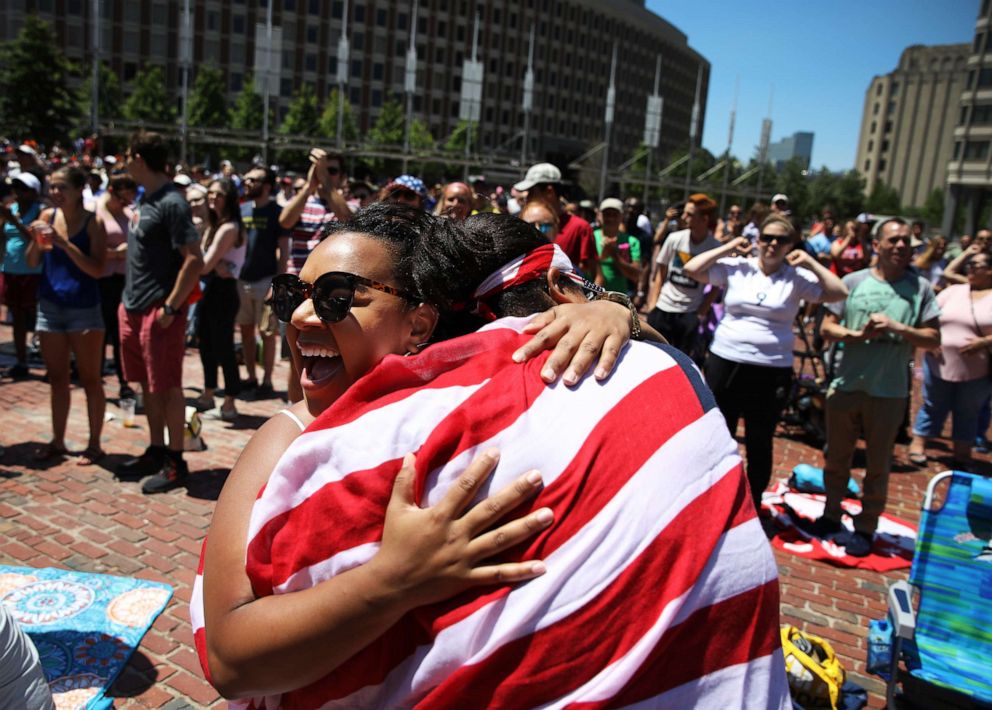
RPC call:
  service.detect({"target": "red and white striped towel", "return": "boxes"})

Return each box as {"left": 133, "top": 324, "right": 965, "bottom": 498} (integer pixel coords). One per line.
{"left": 193, "top": 316, "right": 789, "bottom": 708}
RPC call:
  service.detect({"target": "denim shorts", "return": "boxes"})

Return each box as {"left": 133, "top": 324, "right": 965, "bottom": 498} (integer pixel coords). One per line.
{"left": 35, "top": 298, "right": 106, "bottom": 334}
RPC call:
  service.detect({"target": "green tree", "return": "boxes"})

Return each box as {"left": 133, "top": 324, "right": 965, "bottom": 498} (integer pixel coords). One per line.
{"left": 865, "top": 180, "right": 902, "bottom": 215}
{"left": 188, "top": 66, "right": 229, "bottom": 128}
{"left": 318, "top": 87, "right": 359, "bottom": 144}
{"left": 918, "top": 187, "right": 945, "bottom": 228}
{"left": 807, "top": 167, "right": 865, "bottom": 221}
{"left": 279, "top": 84, "right": 320, "bottom": 137}
{"left": 78, "top": 61, "right": 123, "bottom": 133}
{"left": 0, "top": 16, "right": 79, "bottom": 145}
{"left": 773, "top": 158, "right": 812, "bottom": 222}
{"left": 444, "top": 119, "right": 477, "bottom": 154}
{"left": 230, "top": 74, "right": 268, "bottom": 162}
{"left": 368, "top": 98, "right": 405, "bottom": 147}
{"left": 123, "top": 66, "right": 175, "bottom": 123}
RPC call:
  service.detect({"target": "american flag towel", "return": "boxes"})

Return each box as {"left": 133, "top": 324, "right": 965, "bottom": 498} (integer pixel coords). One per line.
{"left": 193, "top": 316, "right": 789, "bottom": 709}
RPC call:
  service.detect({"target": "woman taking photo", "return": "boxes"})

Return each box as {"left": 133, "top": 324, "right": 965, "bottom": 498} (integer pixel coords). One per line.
{"left": 830, "top": 219, "right": 872, "bottom": 277}
{"left": 96, "top": 173, "right": 137, "bottom": 400}
{"left": 25, "top": 165, "right": 108, "bottom": 463}
{"left": 909, "top": 248, "right": 992, "bottom": 468}
{"left": 682, "top": 214, "right": 848, "bottom": 506}
{"left": 195, "top": 178, "right": 245, "bottom": 420}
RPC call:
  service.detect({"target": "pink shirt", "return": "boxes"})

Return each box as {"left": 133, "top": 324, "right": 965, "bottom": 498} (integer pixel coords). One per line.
{"left": 98, "top": 205, "right": 131, "bottom": 277}
{"left": 928, "top": 283, "right": 992, "bottom": 381}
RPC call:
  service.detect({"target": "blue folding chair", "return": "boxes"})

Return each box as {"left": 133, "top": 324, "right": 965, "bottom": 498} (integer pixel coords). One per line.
{"left": 884, "top": 471, "right": 992, "bottom": 708}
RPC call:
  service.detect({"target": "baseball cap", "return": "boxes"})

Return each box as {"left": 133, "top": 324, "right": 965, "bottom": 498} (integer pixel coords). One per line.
{"left": 514, "top": 162, "right": 562, "bottom": 192}
{"left": 16, "top": 144, "right": 37, "bottom": 157}
{"left": 391, "top": 174, "right": 427, "bottom": 198}
{"left": 173, "top": 174, "right": 193, "bottom": 187}
{"left": 11, "top": 172, "right": 41, "bottom": 192}
{"left": 599, "top": 198, "right": 624, "bottom": 212}
{"left": 772, "top": 193, "right": 789, "bottom": 205}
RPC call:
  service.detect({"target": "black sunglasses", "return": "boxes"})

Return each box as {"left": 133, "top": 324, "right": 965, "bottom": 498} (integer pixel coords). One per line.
{"left": 269, "top": 272, "right": 416, "bottom": 323}
{"left": 758, "top": 232, "right": 790, "bottom": 244}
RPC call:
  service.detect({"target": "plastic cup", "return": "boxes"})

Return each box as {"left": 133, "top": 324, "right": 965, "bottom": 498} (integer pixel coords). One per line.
{"left": 31, "top": 223, "right": 53, "bottom": 251}
{"left": 120, "top": 398, "right": 136, "bottom": 427}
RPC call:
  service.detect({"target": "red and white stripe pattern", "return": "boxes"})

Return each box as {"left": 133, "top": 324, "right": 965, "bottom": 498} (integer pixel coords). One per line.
{"left": 193, "top": 316, "right": 789, "bottom": 708}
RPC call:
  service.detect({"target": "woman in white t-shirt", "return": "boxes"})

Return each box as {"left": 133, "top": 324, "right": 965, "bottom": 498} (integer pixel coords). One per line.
{"left": 683, "top": 214, "right": 848, "bottom": 506}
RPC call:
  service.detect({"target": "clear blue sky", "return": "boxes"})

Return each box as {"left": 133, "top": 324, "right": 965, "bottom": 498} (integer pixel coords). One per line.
{"left": 647, "top": 0, "right": 980, "bottom": 172}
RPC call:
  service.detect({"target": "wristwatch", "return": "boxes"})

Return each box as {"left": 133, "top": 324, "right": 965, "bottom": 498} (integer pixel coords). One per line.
{"left": 162, "top": 304, "right": 179, "bottom": 316}
{"left": 595, "top": 291, "right": 643, "bottom": 341}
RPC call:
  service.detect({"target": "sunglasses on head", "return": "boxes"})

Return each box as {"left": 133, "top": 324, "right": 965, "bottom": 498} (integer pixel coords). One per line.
{"left": 758, "top": 232, "right": 790, "bottom": 244}
{"left": 268, "top": 272, "right": 417, "bottom": 323}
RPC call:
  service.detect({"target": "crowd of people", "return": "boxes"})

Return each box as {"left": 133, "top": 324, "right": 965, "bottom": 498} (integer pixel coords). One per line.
{"left": 5, "top": 131, "right": 992, "bottom": 706}
{"left": 1, "top": 136, "right": 990, "bottom": 535}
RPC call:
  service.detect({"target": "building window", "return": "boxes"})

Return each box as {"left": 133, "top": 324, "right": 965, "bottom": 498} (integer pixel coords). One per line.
{"left": 881, "top": 139, "right": 889, "bottom": 152}
{"left": 376, "top": 8, "right": 387, "bottom": 26}
{"left": 873, "top": 103, "right": 879, "bottom": 115}
{"left": 954, "top": 141, "right": 962, "bottom": 160}
{"left": 281, "top": 78, "right": 293, "bottom": 96}
{"left": 890, "top": 81, "right": 899, "bottom": 96}
{"left": 350, "top": 87, "right": 361, "bottom": 104}
{"left": 973, "top": 103, "right": 992, "bottom": 124}
{"left": 885, "top": 120, "right": 893, "bottom": 132}
{"left": 961, "top": 106, "right": 969, "bottom": 125}
{"left": 351, "top": 59, "right": 362, "bottom": 78}
{"left": 979, "top": 67, "right": 992, "bottom": 88}
{"left": 887, "top": 100, "right": 896, "bottom": 115}
{"left": 328, "top": 56, "right": 337, "bottom": 74}
{"left": 975, "top": 33, "right": 985, "bottom": 54}
{"left": 964, "top": 140, "right": 990, "bottom": 160}
{"left": 397, "top": 13, "right": 407, "bottom": 30}
{"left": 353, "top": 32, "right": 364, "bottom": 51}
{"left": 438, "top": 20, "right": 446, "bottom": 37}
{"left": 307, "top": 26, "right": 318, "bottom": 43}
{"left": 306, "top": 54, "right": 316, "bottom": 71}
{"left": 332, "top": 1, "right": 342, "bottom": 18}
{"left": 373, "top": 62, "right": 383, "bottom": 80}
{"left": 309, "top": 0, "right": 319, "bottom": 15}
{"left": 878, "top": 159, "right": 886, "bottom": 171}
{"left": 371, "top": 89, "right": 382, "bottom": 106}
{"left": 207, "top": 11, "right": 219, "bottom": 31}
{"left": 867, "top": 140, "right": 874, "bottom": 152}
{"left": 230, "top": 72, "right": 243, "bottom": 91}
{"left": 354, "top": 4, "right": 365, "bottom": 22}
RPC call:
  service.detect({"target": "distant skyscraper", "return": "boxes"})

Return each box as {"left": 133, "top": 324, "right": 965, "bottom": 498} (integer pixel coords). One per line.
{"left": 855, "top": 43, "right": 968, "bottom": 210}
{"left": 767, "top": 131, "right": 814, "bottom": 170}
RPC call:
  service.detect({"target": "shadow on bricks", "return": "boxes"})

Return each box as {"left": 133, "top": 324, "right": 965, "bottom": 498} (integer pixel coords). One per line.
{"left": 184, "top": 467, "right": 231, "bottom": 501}
{"left": 2, "top": 442, "right": 71, "bottom": 471}
{"left": 107, "top": 649, "right": 158, "bottom": 699}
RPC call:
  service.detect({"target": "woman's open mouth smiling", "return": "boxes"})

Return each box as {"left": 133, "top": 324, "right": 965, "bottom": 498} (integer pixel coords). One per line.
{"left": 298, "top": 343, "right": 343, "bottom": 387}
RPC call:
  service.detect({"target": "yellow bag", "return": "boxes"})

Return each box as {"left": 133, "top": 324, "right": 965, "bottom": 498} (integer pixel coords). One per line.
{"left": 781, "top": 625, "right": 845, "bottom": 709}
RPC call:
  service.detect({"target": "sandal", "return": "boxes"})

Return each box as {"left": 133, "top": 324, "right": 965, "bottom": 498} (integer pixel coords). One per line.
{"left": 33, "top": 443, "right": 68, "bottom": 461}
{"left": 908, "top": 451, "right": 927, "bottom": 466}
{"left": 76, "top": 447, "right": 106, "bottom": 466}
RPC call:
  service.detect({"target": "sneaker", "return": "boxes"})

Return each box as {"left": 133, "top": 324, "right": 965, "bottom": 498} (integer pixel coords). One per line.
{"left": 254, "top": 382, "right": 275, "bottom": 400}
{"left": 141, "top": 456, "right": 189, "bottom": 494}
{"left": 802, "top": 515, "right": 844, "bottom": 540}
{"left": 117, "top": 446, "right": 165, "bottom": 479}
{"left": 836, "top": 530, "right": 873, "bottom": 558}
{"left": 219, "top": 405, "right": 239, "bottom": 422}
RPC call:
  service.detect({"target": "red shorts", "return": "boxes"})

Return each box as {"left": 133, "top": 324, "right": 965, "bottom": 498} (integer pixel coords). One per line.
{"left": 0, "top": 273, "right": 41, "bottom": 310}
{"left": 118, "top": 302, "right": 187, "bottom": 393}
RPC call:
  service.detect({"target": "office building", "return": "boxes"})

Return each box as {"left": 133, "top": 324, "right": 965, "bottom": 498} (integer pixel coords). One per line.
{"left": 944, "top": 0, "right": 992, "bottom": 235}
{"left": 0, "top": 0, "right": 710, "bottom": 168}
{"left": 855, "top": 43, "right": 969, "bottom": 209}
{"left": 767, "top": 131, "right": 813, "bottom": 170}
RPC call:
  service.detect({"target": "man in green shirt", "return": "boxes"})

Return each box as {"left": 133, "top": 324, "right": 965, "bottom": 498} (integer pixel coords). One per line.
{"left": 594, "top": 198, "right": 642, "bottom": 294}
{"left": 815, "top": 217, "right": 941, "bottom": 556}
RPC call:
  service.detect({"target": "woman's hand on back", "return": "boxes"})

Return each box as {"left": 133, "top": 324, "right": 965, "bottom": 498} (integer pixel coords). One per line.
{"left": 513, "top": 300, "right": 633, "bottom": 384}
{"left": 367, "top": 450, "right": 552, "bottom": 610}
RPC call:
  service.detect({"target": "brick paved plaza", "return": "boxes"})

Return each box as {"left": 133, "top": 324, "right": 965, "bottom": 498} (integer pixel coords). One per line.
{"left": 0, "top": 321, "right": 984, "bottom": 708}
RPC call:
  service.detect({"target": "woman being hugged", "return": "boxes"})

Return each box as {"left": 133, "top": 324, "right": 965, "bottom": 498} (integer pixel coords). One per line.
{"left": 682, "top": 214, "right": 848, "bottom": 506}
{"left": 26, "top": 165, "right": 108, "bottom": 463}
{"left": 195, "top": 178, "right": 246, "bottom": 420}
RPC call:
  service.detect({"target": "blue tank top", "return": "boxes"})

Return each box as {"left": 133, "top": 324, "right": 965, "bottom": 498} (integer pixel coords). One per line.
{"left": 40, "top": 210, "right": 101, "bottom": 308}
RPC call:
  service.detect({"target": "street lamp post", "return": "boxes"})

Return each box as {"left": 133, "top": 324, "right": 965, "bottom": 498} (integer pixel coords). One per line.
{"left": 179, "top": 0, "right": 191, "bottom": 165}
{"left": 521, "top": 26, "right": 535, "bottom": 168}
{"left": 642, "top": 54, "right": 663, "bottom": 205}
{"left": 336, "top": 0, "right": 351, "bottom": 150}
{"left": 402, "top": 0, "right": 418, "bottom": 173}
{"left": 683, "top": 65, "right": 702, "bottom": 200}
{"left": 598, "top": 42, "right": 618, "bottom": 203}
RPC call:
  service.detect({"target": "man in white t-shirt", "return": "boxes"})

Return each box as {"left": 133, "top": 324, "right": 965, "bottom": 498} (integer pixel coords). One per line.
{"left": 645, "top": 193, "right": 722, "bottom": 355}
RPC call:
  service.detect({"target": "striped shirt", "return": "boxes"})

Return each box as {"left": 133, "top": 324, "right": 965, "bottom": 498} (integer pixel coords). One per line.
{"left": 193, "top": 316, "right": 789, "bottom": 708}
{"left": 285, "top": 196, "right": 338, "bottom": 276}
